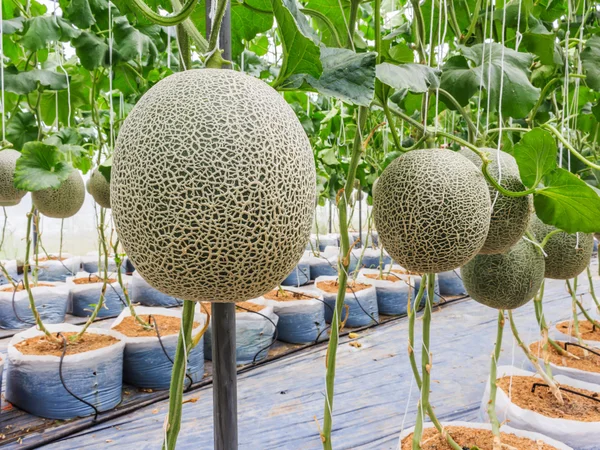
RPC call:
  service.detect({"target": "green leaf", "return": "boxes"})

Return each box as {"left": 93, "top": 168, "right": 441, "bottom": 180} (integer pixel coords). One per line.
{"left": 231, "top": 0, "right": 273, "bottom": 58}
{"left": 2, "top": 17, "right": 25, "bottom": 34}
{"left": 4, "top": 67, "right": 69, "bottom": 94}
{"left": 534, "top": 168, "right": 600, "bottom": 233}
{"left": 60, "top": 145, "right": 92, "bottom": 174}
{"left": 99, "top": 156, "right": 112, "bottom": 182}
{"left": 113, "top": 16, "right": 158, "bottom": 65}
{"left": 511, "top": 128, "right": 557, "bottom": 188}
{"left": 13, "top": 142, "right": 73, "bottom": 192}
{"left": 271, "top": 0, "right": 322, "bottom": 87}
{"left": 21, "top": 16, "right": 80, "bottom": 51}
{"left": 581, "top": 35, "right": 600, "bottom": 91}
{"left": 388, "top": 43, "right": 415, "bottom": 63}
{"left": 71, "top": 31, "right": 109, "bottom": 70}
{"left": 307, "top": 48, "right": 376, "bottom": 106}
{"left": 376, "top": 63, "right": 440, "bottom": 93}
{"left": 521, "top": 22, "right": 562, "bottom": 66}
{"left": 303, "top": 0, "right": 350, "bottom": 47}
{"left": 63, "top": 0, "right": 95, "bottom": 28}
{"left": 6, "top": 112, "right": 39, "bottom": 150}
{"left": 440, "top": 43, "right": 540, "bottom": 119}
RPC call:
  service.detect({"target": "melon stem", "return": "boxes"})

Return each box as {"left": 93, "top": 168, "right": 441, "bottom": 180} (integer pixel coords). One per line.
{"left": 566, "top": 278, "right": 586, "bottom": 350}
{"left": 412, "top": 273, "right": 461, "bottom": 450}
{"left": 407, "top": 274, "right": 426, "bottom": 390}
{"left": 507, "top": 310, "right": 564, "bottom": 404}
{"left": 586, "top": 266, "right": 600, "bottom": 314}
{"left": 488, "top": 310, "right": 504, "bottom": 450}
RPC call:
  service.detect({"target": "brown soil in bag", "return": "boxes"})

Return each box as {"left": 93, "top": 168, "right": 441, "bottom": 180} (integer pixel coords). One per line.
{"left": 15, "top": 332, "right": 118, "bottom": 356}
{"left": 200, "top": 301, "right": 266, "bottom": 315}
{"left": 401, "top": 425, "right": 559, "bottom": 450}
{"left": 0, "top": 282, "right": 55, "bottom": 292}
{"left": 362, "top": 273, "right": 405, "bottom": 283}
{"left": 316, "top": 280, "right": 372, "bottom": 294}
{"left": 37, "top": 256, "right": 68, "bottom": 262}
{"left": 497, "top": 375, "right": 600, "bottom": 422}
{"left": 263, "top": 289, "right": 316, "bottom": 301}
{"left": 556, "top": 320, "right": 600, "bottom": 342}
{"left": 113, "top": 314, "right": 200, "bottom": 338}
{"left": 530, "top": 340, "right": 600, "bottom": 373}
{"left": 72, "top": 275, "right": 116, "bottom": 285}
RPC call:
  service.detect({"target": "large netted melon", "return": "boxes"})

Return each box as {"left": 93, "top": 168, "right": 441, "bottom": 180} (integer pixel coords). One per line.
{"left": 111, "top": 69, "right": 316, "bottom": 303}
{"left": 373, "top": 149, "right": 491, "bottom": 273}
{"left": 461, "top": 239, "right": 545, "bottom": 310}
{"left": 0, "top": 150, "right": 27, "bottom": 207}
{"left": 32, "top": 170, "right": 85, "bottom": 218}
{"left": 86, "top": 169, "right": 110, "bottom": 208}
{"left": 459, "top": 148, "right": 532, "bottom": 254}
{"left": 529, "top": 214, "right": 593, "bottom": 280}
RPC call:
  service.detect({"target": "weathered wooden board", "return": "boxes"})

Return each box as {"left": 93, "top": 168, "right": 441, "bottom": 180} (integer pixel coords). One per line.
{"left": 27, "top": 269, "right": 599, "bottom": 450}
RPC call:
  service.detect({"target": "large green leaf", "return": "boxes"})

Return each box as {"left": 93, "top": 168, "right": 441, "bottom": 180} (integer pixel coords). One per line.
{"left": 99, "top": 156, "right": 112, "bottom": 182}
{"left": 521, "top": 21, "right": 562, "bottom": 66}
{"left": 511, "top": 128, "right": 557, "bottom": 188}
{"left": 2, "top": 17, "right": 25, "bottom": 34}
{"left": 113, "top": 16, "right": 158, "bottom": 65}
{"left": 376, "top": 63, "right": 440, "bottom": 93}
{"left": 303, "top": 0, "right": 350, "bottom": 47}
{"left": 581, "top": 36, "right": 600, "bottom": 91}
{"left": 440, "top": 43, "right": 540, "bottom": 119}
{"left": 231, "top": 0, "right": 273, "bottom": 58}
{"left": 13, "top": 142, "right": 73, "bottom": 192}
{"left": 71, "top": 31, "right": 109, "bottom": 70}
{"left": 271, "top": 0, "right": 322, "bottom": 87}
{"left": 63, "top": 0, "right": 95, "bottom": 28}
{"left": 4, "top": 66, "right": 70, "bottom": 95}
{"left": 307, "top": 48, "right": 376, "bottom": 106}
{"left": 6, "top": 112, "right": 39, "bottom": 150}
{"left": 21, "top": 16, "right": 80, "bottom": 51}
{"left": 534, "top": 168, "right": 600, "bottom": 233}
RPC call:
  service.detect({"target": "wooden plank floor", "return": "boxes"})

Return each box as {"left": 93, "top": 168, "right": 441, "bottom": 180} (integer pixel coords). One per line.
{"left": 28, "top": 267, "right": 599, "bottom": 450}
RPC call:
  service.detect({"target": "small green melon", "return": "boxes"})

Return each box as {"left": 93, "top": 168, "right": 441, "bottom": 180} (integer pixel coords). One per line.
{"left": 373, "top": 149, "right": 491, "bottom": 274}
{"left": 459, "top": 148, "right": 532, "bottom": 254}
{"left": 32, "top": 170, "right": 85, "bottom": 219}
{"left": 461, "top": 239, "right": 545, "bottom": 310}
{"left": 529, "top": 214, "right": 593, "bottom": 280}
{"left": 0, "top": 150, "right": 27, "bottom": 207}
{"left": 87, "top": 169, "right": 110, "bottom": 208}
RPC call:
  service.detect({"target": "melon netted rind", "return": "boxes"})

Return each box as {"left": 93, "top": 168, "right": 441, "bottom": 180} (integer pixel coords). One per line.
{"left": 461, "top": 239, "right": 545, "bottom": 310}
{"left": 32, "top": 170, "right": 85, "bottom": 219}
{"left": 87, "top": 169, "right": 111, "bottom": 208}
{"left": 373, "top": 149, "right": 491, "bottom": 273}
{"left": 529, "top": 214, "right": 594, "bottom": 280}
{"left": 0, "top": 150, "right": 27, "bottom": 206}
{"left": 111, "top": 69, "right": 316, "bottom": 303}
{"left": 459, "top": 148, "right": 532, "bottom": 254}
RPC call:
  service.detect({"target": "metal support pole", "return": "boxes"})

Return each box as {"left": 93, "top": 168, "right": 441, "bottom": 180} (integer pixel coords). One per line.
{"left": 206, "top": 3, "right": 237, "bottom": 449}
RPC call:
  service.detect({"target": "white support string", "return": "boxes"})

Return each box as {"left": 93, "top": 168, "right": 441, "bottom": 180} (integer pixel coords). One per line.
{"left": 108, "top": 3, "right": 114, "bottom": 151}
{"left": 167, "top": 29, "right": 171, "bottom": 68}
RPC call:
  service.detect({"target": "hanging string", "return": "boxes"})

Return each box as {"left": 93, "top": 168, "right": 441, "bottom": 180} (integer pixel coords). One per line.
{"left": 514, "top": 0, "right": 523, "bottom": 51}
{"left": 0, "top": 0, "right": 5, "bottom": 142}
{"left": 108, "top": 4, "right": 115, "bottom": 151}
{"left": 475, "top": 0, "right": 492, "bottom": 132}
{"left": 484, "top": 0, "right": 495, "bottom": 133}
{"left": 560, "top": 0, "right": 572, "bottom": 168}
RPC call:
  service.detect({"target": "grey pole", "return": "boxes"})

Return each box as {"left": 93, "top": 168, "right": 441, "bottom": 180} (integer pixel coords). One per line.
{"left": 206, "top": 3, "right": 238, "bottom": 449}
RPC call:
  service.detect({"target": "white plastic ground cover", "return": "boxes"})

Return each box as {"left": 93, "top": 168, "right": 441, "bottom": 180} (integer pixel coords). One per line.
{"left": 531, "top": 340, "right": 600, "bottom": 386}
{"left": 305, "top": 251, "right": 338, "bottom": 280}
{"left": 67, "top": 272, "right": 131, "bottom": 318}
{"left": 315, "top": 275, "right": 379, "bottom": 327}
{"left": 357, "top": 268, "right": 415, "bottom": 316}
{"left": 438, "top": 270, "right": 466, "bottom": 296}
{"left": 81, "top": 253, "right": 120, "bottom": 274}
{"left": 281, "top": 254, "right": 311, "bottom": 287}
{"left": 482, "top": 365, "right": 600, "bottom": 449}
{"left": 253, "top": 287, "right": 326, "bottom": 344}
{"left": 32, "top": 253, "right": 81, "bottom": 282}
{"left": 203, "top": 304, "right": 279, "bottom": 365}
{"left": 130, "top": 270, "right": 182, "bottom": 307}
{"left": 111, "top": 306, "right": 205, "bottom": 390}
{"left": 398, "top": 421, "right": 572, "bottom": 449}
{"left": 5, "top": 323, "right": 125, "bottom": 420}
{"left": 0, "top": 282, "right": 69, "bottom": 329}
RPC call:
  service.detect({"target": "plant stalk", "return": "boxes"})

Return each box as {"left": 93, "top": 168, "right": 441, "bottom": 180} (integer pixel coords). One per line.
{"left": 488, "top": 310, "right": 504, "bottom": 450}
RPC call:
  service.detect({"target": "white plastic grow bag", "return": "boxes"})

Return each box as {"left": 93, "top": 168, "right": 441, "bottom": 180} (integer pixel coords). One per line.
{"left": 383, "top": 264, "right": 441, "bottom": 304}
{"left": 203, "top": 304, "right": 279, "bottom": 365}
{"left": 315, "top": 275, "right": 379, "bottom": 327}
{"left": 253, "top": 288, "right": 326, "bottom": 344}
{"left": 0, "top": 281, "right": 69, "bottom": 329}
{"left": 350, "top": 248, "right": 391, "bottom": 271}
{"left": 130, "top": 270, "right": 182, "bottom": 307}
{"left": 281, "top": 254, "right": 311, "bottom": 287}
{"left": 67, "top": 272, "right": 131, "bottom": 318}
{"left": 81, "top": 253, "right": 120, "bottom": 274}
{"left": 5, "top": 323, "right": 125, "bottom": 420}
{"left": 315, "top": 233, "right": 339, "bottom": 251}
{"left": 306, "top": 253, "right": 338, "bottom": 280}
{"left": 398, "top": 421, "right": 572, "bottom": 449}
{"left": 357, "top": 268, "right": 417, "bottom": 316}
{"left": 553, "top": 322, "right": 600, "bottom": 349}
{"left": 482, "top": 365, "right": 600, "bottom": 450}
{"left": 438, "top": 270, "right": 466, "bottom": 296}
{"left": 0, "top": 260, "right": 24, "bottom": 284}
{"left": 111, "top": 306, "right": 205, "bottom": 389}
{"left": 532, "top": 340, "right": 600, "bottom": 386}
{"left": 32, "top": 253, "right": 81, "bottom": 282}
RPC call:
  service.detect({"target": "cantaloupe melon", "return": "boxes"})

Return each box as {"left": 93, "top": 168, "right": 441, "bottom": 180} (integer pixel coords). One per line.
{"left": 0, "top": 150, "right": 27, "bottom": 207}
{"left": 32, "top": 170, "right": 85, "bottom": 219}
{"left": 86, "top": 169, "right": 110, "bottom": 208}
{"left": 461, "top": 239, "right": 545, "bottom": 310}
{"left": 111, "top": 69, "right": 316, "bottom": 303}
{"left": 529, "top": 214, "right": 593, "bottom": 280}
{"left": 373, "top": 149, "right": 491, "bottom": 273}
{"left": 459, "top": 148, "right": 532, "bottom": 254}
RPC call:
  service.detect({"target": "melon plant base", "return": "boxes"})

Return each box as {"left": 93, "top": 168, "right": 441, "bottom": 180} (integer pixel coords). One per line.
{"left": 35, "top": 273, "right": 597, "bottom": 450}
{"left": 0, "top": 292, "right": 469, "bottom": 448}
